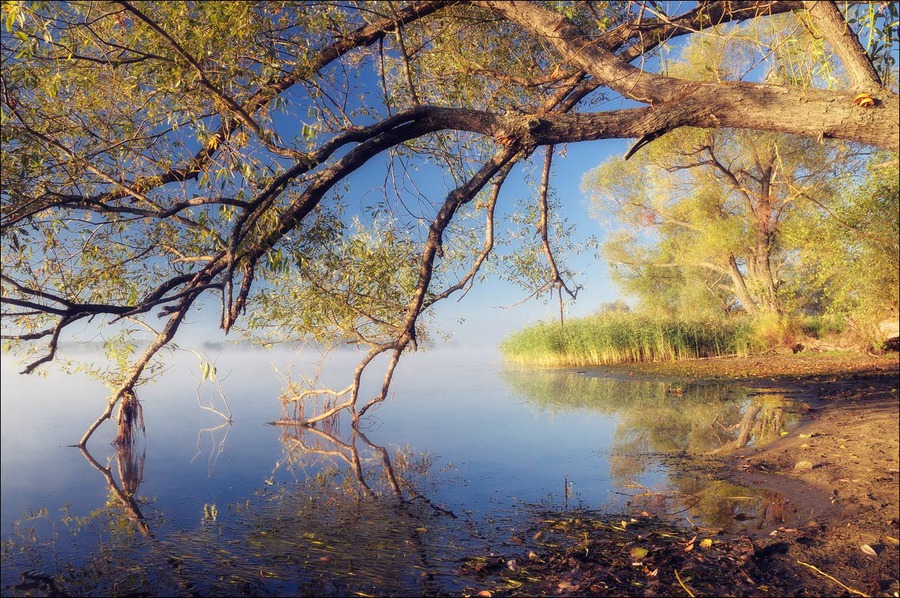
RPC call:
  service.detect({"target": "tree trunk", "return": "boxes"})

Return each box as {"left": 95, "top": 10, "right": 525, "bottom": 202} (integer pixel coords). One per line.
{"left": 727, "top": 255, "right": 758, "bottom": 314}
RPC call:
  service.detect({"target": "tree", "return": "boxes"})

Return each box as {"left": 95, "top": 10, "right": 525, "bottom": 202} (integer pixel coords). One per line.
{"left": 2, "top": 1, "right": 898, "bottom": 446}
{"left": 787, "top": 154, "right": 900, "bottom": 337}
{"left": 582, "top": 29, "right": 865, "bottom": 317}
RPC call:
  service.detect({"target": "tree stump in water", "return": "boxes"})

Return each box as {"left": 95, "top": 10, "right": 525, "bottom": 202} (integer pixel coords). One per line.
{"left": 114, "top": 390, "right": 145, "bottom": 447}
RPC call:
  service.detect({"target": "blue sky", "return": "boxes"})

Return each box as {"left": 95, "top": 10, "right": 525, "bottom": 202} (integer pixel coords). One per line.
{"left": 173, "top": 134, "right": 631, "bottom": 353}
{"left": 169, "top": 50, "right": 640, "bottom": 353}
{"left": 419, "top": 139, "right": 633, "bottom": 350}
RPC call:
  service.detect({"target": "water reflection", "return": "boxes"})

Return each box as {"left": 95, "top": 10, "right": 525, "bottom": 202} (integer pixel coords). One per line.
{"left": 3, "top": 439, "right": 206, "bottom": 596}
{"left": 191, "top": 420, "right": 232, "bottom": 477}
{"left": 172, "top": 422, "right": 471, "bottom": 595}
{"left": 502, "top": 368, "right": 805, "bottom": 530}
{"left": 501, "top": 369, "right": 799, "bottom": 455}
{"left": 79, "top": 442, "right": 149, "bottom": 536}
{"left": 2, "top": 419, "right": 474, "bottom": 596}
{"left": 274, "top": 416, "right": 456, "bottom": 517}
{"left": 2, "top": 357, "right": 815, "bottom": 595}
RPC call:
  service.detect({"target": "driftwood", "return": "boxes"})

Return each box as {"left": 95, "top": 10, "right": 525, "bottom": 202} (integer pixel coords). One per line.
{"left": 879, "top": 319, "right": 900, "bottom": 352}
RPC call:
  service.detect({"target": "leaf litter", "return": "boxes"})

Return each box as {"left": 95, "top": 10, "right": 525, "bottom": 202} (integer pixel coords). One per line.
{"left": 459, "top": 509, "right": 857, "bottom": 596}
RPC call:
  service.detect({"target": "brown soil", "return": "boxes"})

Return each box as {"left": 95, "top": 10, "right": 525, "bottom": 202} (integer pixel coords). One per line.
{"left": 713, "top": 354, "right": 899, "bottom": 597}
{"left": 466, "top": 353, "right": 900, "bottom": 597}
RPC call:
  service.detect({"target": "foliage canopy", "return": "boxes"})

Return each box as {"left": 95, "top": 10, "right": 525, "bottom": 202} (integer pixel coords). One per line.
{"left": 582, "top": 29, "right": 898, "bottom": 323}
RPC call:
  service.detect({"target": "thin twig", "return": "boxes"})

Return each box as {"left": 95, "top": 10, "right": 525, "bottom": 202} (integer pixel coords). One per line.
{"left": 796, "top": 560, "right": 870, "bottom": 597}
{"left": 674, "top": 569, "right": 695, "bottom": 597}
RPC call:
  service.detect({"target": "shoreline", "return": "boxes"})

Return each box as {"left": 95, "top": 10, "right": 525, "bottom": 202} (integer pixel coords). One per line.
{"left": 607, "top": 353, "right": 900, "bottom": 592}
{"left": 490, "top": 352, "right": 899, "bottom": 595}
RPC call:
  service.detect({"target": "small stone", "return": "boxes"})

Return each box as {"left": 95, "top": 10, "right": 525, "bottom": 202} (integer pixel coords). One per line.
{"left": 794, "top": 460, "right": 814, "bottom": 470}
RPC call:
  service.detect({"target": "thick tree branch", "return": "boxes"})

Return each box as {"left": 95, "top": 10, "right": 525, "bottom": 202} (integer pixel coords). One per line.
{"left": 482, "top": 0, "right": 685, "bottom": 104}
{"left": 483, "top": 1, "right": 899, "bottom": 152}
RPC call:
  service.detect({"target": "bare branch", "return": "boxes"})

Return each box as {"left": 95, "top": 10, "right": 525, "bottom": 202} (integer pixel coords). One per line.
{"left": 537, "top": 145, "right": 578, "bottom": 301}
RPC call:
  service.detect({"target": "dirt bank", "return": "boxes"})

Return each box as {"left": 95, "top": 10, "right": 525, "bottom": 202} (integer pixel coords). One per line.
{"left": 469, "top": 353, "right": 899, "bottom": 597}
{"left": 618, "top": 353, "right": 899, "bottom": 596}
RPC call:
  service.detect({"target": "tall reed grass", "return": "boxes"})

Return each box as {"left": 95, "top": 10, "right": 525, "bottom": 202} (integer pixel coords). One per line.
{"left": 499, "top": 313, "right": 754, "bottom": 367}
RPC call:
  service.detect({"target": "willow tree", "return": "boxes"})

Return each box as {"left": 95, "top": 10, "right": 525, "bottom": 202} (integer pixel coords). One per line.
{"left": 582, "top": 26, "right": 868, "bottom": 317}
{"left": 2, "top": 1, "right": 898, "bottom": 446}
{"left": 787, "top": 154, "right": 900, "bottom": 338}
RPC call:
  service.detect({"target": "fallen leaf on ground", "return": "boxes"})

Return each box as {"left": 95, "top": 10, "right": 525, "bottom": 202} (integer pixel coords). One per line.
{"left": 860, "top": 544, "right": 878, "bottom": 556}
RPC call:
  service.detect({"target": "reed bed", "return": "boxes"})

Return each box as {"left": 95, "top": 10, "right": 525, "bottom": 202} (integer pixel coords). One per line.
{"left": 499, "top": 313, "right": 753, "bottom": 367}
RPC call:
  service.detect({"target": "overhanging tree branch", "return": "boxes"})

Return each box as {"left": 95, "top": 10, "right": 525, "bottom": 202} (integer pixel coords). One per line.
{"left": 2, "top": 1, "right": 897, "bottom": 447}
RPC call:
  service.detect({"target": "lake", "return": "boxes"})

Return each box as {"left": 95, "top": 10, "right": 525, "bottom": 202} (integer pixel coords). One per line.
{"left": 1, "top": 345, "right": 804, "bottom": 595}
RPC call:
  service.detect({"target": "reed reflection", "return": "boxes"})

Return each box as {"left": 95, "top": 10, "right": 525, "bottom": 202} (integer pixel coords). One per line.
{"left": 501, "top": 369, "right": 798, "bottom": 454}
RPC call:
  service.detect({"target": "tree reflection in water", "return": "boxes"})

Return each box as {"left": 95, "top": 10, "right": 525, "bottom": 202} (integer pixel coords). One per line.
{"left": 275, "top": 414, "right": 456, "bottom": 517}
{"left": 158, "top": 418, "right": 471, "bottom": 596}
{"left": 2, "top": 417, "right": 474, "bottom": 597}
{"left": 1, "top": 370, "right": 809, "bottom": 595}
{"left": 3, "top": 436, "right": 208, "bottom": 596}
{"left": 79, "top": 442, "right": 149, "bottom": 536}
{"left": 501, "top": 368, "right": 804, "bottom": 531}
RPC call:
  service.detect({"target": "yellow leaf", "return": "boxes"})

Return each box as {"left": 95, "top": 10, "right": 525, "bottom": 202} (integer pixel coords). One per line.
{"left": 630, "top": 546, "right": 649, "bottom": 559}
{"left": 853, "top": 93, "right": 876, "bottom": 108}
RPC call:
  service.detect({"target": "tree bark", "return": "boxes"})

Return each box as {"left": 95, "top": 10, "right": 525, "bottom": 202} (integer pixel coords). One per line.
{"left": 804, "top": 0, "right": 883, "bottom": 90}
{"left": 728, "top": 255, "right": 759, "bottom": 314}
{"left": 484, "top": 1, "right": 899, "bottom": 152}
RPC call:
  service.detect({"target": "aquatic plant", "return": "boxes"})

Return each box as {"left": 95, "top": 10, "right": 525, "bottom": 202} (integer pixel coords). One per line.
{"left": 499, "top": 313, "right": 753, "bottom": 366}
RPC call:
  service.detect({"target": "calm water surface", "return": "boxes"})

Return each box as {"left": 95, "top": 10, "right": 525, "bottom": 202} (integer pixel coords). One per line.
{"left": 1, "top": 346, "right": 802, "bottom": 595}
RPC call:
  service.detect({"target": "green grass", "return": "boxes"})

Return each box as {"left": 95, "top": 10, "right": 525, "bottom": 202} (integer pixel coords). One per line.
{"left": 499, "top": 313, "right": 754, "bottom": 367}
